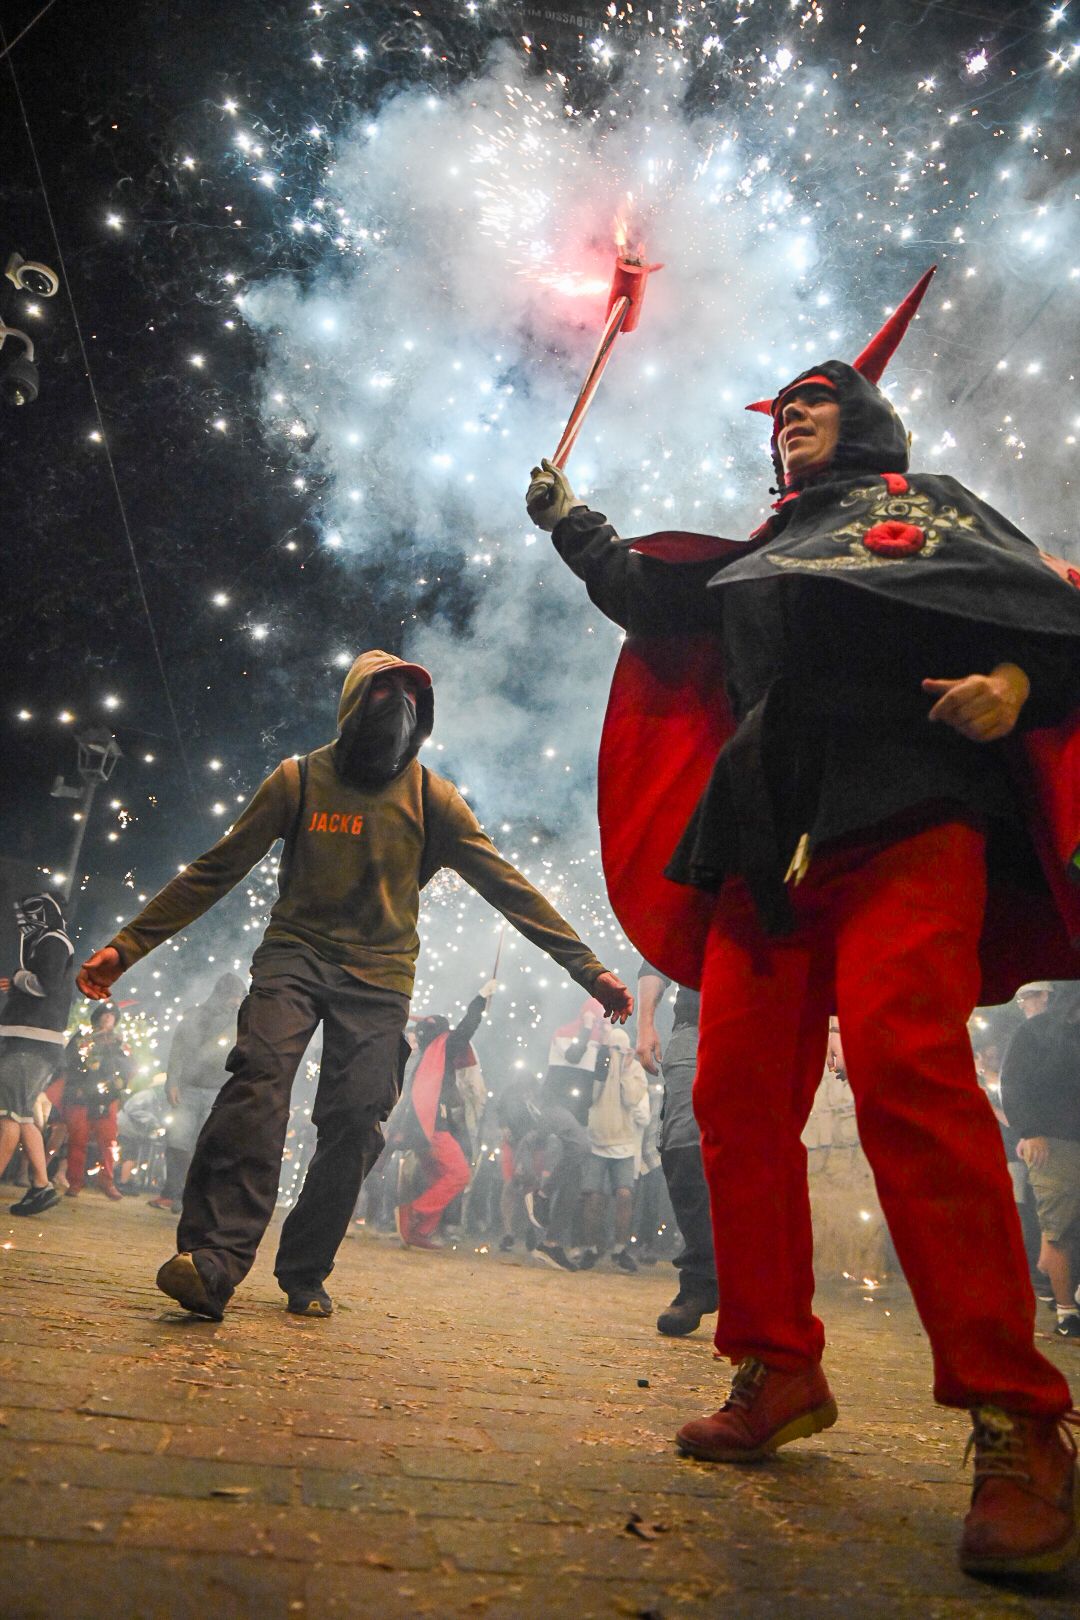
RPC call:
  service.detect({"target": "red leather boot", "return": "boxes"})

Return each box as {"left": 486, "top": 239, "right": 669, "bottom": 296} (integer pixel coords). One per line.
{"left": 676, "top": 1355, "right": 838, "bottom": 1463}
{"left": 959, "top": 1406, "right": 1079, "bottom": 1576}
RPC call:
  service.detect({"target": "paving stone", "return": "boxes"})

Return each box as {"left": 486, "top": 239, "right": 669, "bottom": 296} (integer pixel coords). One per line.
{"left": 0, "top": 1543, "right": 306, "bottom": 1620}
{"left": 163, "top": 1423, "right": 401, "bottom": 1472}
{"left": 117, "top": 1496, "right": 439, "bottom": 1567}
{"left": 0, "top": 1482, "right": 134, "bottom": 1543}
{"left": 0, "top": 1406, "right": 168, "bottom": 1452}
{"left": 0, "top": 1437, "right": 294, "bottom": 1503}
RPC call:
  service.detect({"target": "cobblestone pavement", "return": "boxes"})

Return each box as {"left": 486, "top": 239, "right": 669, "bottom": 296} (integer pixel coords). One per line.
{"left": 0, "top": 1196, "right": 1077, "bottom": 1620}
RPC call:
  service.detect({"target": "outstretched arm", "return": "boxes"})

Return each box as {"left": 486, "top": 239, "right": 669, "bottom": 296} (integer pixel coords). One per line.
{"left": 446, "top": 990, "right": 493, "bottom": 1064}
{"left": 430, "top": 784, "right": 633, "bottom": 1022}
{"left": 78, "top": 766, "right": 291, "bottom": 999}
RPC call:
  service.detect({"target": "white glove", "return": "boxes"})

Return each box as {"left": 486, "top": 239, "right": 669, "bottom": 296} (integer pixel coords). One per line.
{"left": 526, "top": 458, "right": 584, "bottom": 533}
{"left": 480, "top": 978, "right": 498, "bottom": 1000}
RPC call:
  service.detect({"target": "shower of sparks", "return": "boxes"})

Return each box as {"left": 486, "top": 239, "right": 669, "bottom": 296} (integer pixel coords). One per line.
{"left": 8, "top": 0, "right": 1078, "bottom": 1070}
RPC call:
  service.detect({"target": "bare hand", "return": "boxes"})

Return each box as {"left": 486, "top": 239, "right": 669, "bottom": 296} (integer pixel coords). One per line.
{"left": 165, "top": 1084, "right": 179, "bottom": 1108}
{"left": 922, "top": 664, "right": 1030, "bottom": 742}
{"left": 1018, "top": 1136, "right": 1050, "bottom": 1171}
{"left": 635, "top": 1025, "right": 663, "bottom": 1075}
{"left": 590, "top": 971, "right": 634, "bottom": 1025}
{"left": 0, "top": 977, "right": 10, "bottom": 995}
{"left": 77, "top": 946, "right": 123, "bottom": 1001}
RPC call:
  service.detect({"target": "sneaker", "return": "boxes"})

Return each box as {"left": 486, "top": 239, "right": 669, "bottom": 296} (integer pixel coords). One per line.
{"left": 657, "top": 1290, "right": 718, "bottom": 1338}
{"left": 155, "top": 1252, "right": 230, "bottom": 1322}
{"left": 1055, "top": 1313, "right": 1080, "bottom": 1341}
{"left": 10, "top": 1184, "right": 61, "bottom": 1217}
{"left": 959, "top": 1406, "right": 1080, "bottom": 1576}
{"left": 612, "top": 1248, "right": 638, "bottom": 1274}
{"left": 576, "top": 1247, "right": 601, "bottom": 1271}
{"left": 9, "top": 1185, "right": 40, "bottom": 1212}
{"left": 147, "top": 1195, "right": 175, "bottom": 1212}
{"left": 64, "top": 1187, "right": 80, "bottom": 1199}
{"left": 286, "top": 1286, "right": 333, "bottom": 1318}
{"left": 498, "top": 1234, "right": 516, "bottom": 1252}
{"left": 677, "top": 1357, "right": 838, "bottom": 1463}
{"left": 534, "top": 1242, "right": 577, "bottom": 1273}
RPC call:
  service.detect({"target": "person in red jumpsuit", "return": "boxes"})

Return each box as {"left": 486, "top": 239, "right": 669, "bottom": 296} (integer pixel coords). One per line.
{"left": 527, "top": 268, "right": 1080, "bottom": 1578}
{"left": 393, "top": 984, "right": 494, "bottom": 1248}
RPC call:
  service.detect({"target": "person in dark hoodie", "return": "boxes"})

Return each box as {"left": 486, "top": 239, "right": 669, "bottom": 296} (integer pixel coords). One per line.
{"left": 0, "top": 893, "right": 74, "bottom": 1216}
{"left": 78, "top": 651, "right": 632, "bottom": 1321}
{"left": 148, "top": 972, "right": 247, "bottom": 1214}
{"left": 527, "top": 269, "right": 1080, "bottom": 1579}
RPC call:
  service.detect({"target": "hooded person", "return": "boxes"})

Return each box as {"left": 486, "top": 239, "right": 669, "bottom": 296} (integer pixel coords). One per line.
{"left": 390, "top": 982, "right": 495, "bottom": 1249}
{"left": 541, "top": 997, "right": 609, "bottom": 1126}
{"left": 148, "top": 971, "right": 248, "bottom": 1214}
{"left": 78, "top": 650, "right": 632, "bottom": 1321}
{"left": 0, "top": 893, "right": 74, "bottom": 1216}
{"left": 527, "top": 269, "right": 1080, "bottom": 1580}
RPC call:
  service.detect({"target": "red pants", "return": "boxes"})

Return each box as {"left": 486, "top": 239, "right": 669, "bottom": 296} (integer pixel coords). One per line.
{"left": 404, "top": 1131, "right": 471, "bottom": 1238}
{"left": 66, "top": 1103, "right": 119, "bottom": 1192}
{"left": 695, "top": 818, "right": 1071, "bottom": 1416}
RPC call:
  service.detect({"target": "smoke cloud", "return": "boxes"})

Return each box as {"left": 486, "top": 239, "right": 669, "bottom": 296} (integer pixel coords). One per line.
{"left": 225, "top": 14, "right": 1078, "bottom": 1027}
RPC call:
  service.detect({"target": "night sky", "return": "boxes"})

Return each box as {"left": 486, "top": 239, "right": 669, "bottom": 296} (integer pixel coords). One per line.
{"left": 0, "top": 0, "right": 1075, "bottom": 1046}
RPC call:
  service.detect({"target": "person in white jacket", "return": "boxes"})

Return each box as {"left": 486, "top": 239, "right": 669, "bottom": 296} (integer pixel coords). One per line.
{"left": 578, "top": 1028, "right": 650, "bottom": 1273}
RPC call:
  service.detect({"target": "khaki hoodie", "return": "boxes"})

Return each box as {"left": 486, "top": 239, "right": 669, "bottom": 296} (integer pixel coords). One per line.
{"left": 110, "top": 651, "right": 606, "bottom": 999}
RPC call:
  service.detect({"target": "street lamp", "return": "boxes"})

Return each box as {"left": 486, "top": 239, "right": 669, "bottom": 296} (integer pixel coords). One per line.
{"left": 51, "top": 728, "right": 123, "bottom": 900}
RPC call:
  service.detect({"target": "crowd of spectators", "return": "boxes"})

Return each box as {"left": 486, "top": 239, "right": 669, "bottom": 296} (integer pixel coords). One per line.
{"left": 3, "top": 899, "right": 1078, "bottom": 1339}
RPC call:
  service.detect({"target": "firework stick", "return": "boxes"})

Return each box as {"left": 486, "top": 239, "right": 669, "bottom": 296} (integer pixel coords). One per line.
{"left": 491, "top": 922, "right": 507, "bottom": 983}
{"left": 550, "top": 295, "right": 631, "bottom": 468}
{"left": 550, "top": 253, "right": 662, "bottom": 468}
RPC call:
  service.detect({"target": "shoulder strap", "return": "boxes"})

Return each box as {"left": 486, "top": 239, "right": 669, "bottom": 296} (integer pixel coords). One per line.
{"left": 278, "top": 755, "right": 309, "bottom": 886}
{"left": 418, "top": 764, "right": 433, "bottom": 885}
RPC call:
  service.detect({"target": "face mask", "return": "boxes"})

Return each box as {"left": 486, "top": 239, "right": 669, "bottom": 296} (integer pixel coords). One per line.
{"left": 335, "top": 686, "right": 418, "bottom": 788}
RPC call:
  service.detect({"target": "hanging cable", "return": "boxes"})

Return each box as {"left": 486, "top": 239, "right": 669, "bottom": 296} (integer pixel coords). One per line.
{"left": 0, "top": 0, "right": 62, "bottom": 65}
{"left": 2, "top": 16, "right": 207, "bottom": 825}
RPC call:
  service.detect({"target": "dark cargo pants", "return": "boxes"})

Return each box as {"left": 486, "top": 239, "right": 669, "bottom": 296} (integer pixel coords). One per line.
{"left": 659, "top": 1023, "right": 718, "bottom": 1303}
{"left": 178, "top": 942, "right": 408, "bottom": 1297}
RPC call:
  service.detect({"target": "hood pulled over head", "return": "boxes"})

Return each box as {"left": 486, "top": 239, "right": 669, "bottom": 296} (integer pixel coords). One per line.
{"left": 746, "top": 267, "right": 935, "bottom": 493}
{"left": 769, "top": 360, "right": 910, "bottom": 488}
{"left": 333, "top": 649, "right": 433, "bottom": 790}
{"left": 413, "top": 1013, "right": 451, "bottom": 1051}
{"left": 15, "top": 892, "right": 68, "bottom": 952}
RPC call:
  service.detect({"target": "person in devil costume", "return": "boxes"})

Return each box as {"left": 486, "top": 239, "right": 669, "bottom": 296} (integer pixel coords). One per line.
{"left": 527, "top": 267, "right": 1080, "bottom": 1579}
{"left": 78, "top": 651, "right": 632, "bottom": 1322}
{"left": 392, "top": 984, "right": 495, "bottom": 1249}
